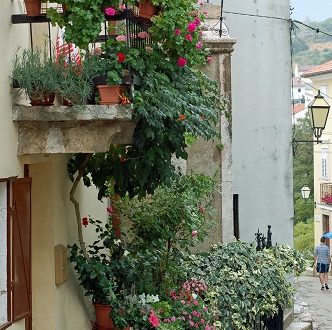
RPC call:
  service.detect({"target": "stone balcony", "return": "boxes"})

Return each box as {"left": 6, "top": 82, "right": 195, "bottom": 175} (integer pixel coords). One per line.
{"left": 12, "top": 105, "right": 135, "bottom": 155}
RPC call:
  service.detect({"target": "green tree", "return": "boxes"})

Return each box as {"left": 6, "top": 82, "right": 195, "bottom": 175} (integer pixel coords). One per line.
{"left": 293, "top": 114, "right": 314, "bottom": 224}
{"left": 294, "top": 220, "right": 314, "bottom": 252}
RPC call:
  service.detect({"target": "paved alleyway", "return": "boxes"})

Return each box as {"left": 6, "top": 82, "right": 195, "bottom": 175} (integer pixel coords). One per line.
{"left": 293, "top": 274, "right": 332, "bottom": 329}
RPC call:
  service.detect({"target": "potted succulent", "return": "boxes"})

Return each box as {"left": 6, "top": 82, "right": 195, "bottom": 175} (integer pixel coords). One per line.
{"left": 12, "top": 48, "right": 58, "bottom": 106}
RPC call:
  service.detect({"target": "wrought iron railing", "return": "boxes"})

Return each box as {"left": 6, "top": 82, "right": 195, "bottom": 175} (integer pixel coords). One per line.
{"left": 254, "top": 308, "right": 284, "bottom": 330}
{"left": 321, "top": 183, "right": 332, "bottom": 203}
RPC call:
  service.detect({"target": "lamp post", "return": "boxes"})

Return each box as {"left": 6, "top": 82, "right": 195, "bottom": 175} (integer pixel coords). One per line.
{"left": 293, "top": 91, "right": 330, "bottom": 154}
{"left": 301, "top": 185, "right": 310, "bottom": 202}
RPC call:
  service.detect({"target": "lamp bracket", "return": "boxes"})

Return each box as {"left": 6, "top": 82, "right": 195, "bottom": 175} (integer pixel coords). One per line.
{"left": 292, "top": 138, "right": 322, "bottom": 156}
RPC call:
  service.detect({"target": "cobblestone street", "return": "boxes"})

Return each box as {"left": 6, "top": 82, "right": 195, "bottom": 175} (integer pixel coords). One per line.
{"left": 293, "top": 273, "right": 332, "bottom": 329}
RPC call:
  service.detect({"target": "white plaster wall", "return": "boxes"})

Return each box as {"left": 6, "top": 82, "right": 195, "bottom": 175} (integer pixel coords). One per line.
{"left": 0, "top": 2, "right": 28, "bottom": 177}
{"left": 0, "top": 183, "right": 7, "bottom": 325}
{"left": 209, "top": 0, "right": 293, "bottom": 245}
{"left": 0, "top": 2, "right": 28, "bottom": 330}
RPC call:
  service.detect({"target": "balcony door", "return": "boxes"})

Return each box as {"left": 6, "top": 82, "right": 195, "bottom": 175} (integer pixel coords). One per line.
{"left": 323, "top": 214, "right": 330, "bottom": 248}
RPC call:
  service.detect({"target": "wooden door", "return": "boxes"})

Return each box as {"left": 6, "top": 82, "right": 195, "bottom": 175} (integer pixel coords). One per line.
{"left": 323, "top": 214, "right": 330, "bottom": 248}
{"left": 11, "top": 178, "right": 31, "bottom": 326}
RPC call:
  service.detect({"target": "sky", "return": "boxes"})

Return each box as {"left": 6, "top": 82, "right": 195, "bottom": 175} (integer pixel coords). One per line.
{"left": 290, "top": 0, "right": 332, "bottom": 22}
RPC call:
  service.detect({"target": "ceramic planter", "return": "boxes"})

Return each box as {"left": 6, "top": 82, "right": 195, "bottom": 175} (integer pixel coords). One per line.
{"left": 24, "top": 0, "right": 41, "bottom": 16}
{"left": 97, "top": 85, "right": 123, "bottom": 105}
{"left": 138, "top": 0, "right": 157, "bottom": 19}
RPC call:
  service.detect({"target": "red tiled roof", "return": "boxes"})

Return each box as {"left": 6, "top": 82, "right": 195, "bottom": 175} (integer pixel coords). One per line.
{"left": 302, "top": 60, "right": 332, "bottom": 77}
{"left": 292, "top": 103, "right": 306, "bottom": 115}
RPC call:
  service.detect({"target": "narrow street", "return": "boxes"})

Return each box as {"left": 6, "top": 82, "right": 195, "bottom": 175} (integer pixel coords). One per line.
{"left": 293, "top": 273, "right": 332, "bottom": 329}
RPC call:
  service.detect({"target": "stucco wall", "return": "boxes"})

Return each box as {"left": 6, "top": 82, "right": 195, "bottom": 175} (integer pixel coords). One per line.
{"left": 209, "top": 0, "right": 293, "bottom": 245}
{"left": 1, "top": 2, "right": 28, "bottom": 330}
{"left": 30, "top": 157, "right": 107, "bottom": 330}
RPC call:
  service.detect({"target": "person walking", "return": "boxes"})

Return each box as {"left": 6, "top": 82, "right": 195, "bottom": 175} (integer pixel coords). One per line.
{"left": 314, "top": 236, "right": 331, "bottom": 290}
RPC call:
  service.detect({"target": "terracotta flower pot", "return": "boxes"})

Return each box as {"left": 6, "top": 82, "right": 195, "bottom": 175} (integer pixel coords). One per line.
{"left": 30, "top": 92, "right": 55, "bottom": 106}
{"left": 24, "top": 0, "right": 41, "bottom": 16}
{"left": 94, "top": 304, "right": 114, "bottom": 330}
{"left": 138, "top": 0, "right": 157, "bottom": 19}
{"left": 97, "top": 85, "right": 123, "bottom": 105}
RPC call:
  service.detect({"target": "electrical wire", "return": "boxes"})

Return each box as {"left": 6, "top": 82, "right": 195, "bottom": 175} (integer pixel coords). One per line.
{"left": 223, "top": 10, "right": 290, "bottom": 22}
{"left": 296, "top": 77, "right": 332, "bottom": 101}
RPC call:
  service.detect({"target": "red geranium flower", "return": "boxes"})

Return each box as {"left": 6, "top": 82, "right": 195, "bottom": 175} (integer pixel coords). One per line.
{"left": 82, "top": 217, "right": 89, "bottom": 227}
{"left": 117, "top": 52, "right": 126, "bottom": 63}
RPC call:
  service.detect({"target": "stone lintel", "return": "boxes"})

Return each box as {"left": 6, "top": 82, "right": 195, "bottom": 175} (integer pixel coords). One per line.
{"left": 12, "top": 104, "right": 132, "bottom": 122}
{"left": 203, "top": 37, "right": 237, "bottom": 54}
{"left": 13, "top": 105, "right": 135, "bottom": 155}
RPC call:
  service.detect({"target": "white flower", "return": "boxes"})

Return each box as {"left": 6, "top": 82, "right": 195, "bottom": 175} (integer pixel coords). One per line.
{"left": 146, "top": 294, "right": 160, "bottom": 303}
{"left": 123, "top": 250, "right": 130, "bottom": 257}
{"left": 114, "top": 239, "right": 121, "bottom": 246}
{"left": 192, "top": 293, "right": 198, "bottom": 300}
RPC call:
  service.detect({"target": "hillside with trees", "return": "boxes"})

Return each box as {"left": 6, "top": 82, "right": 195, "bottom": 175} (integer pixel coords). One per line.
{"left": 293, "top": 18, "right": 332, "bottom": 65}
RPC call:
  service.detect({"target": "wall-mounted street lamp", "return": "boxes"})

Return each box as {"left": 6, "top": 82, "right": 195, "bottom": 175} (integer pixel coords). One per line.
{"left": 293, "top": 91, "right": 330, "bottom": 154}
{"left": 308, "top": 91, "right": 330, "bottom": 143}
{"left": 301, "top": 185, "right": 310, "bottom": 201}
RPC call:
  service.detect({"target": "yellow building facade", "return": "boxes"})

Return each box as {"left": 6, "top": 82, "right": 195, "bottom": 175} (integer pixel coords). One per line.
{"left": 302, "top": 62, "right": 332, "bottom": 248}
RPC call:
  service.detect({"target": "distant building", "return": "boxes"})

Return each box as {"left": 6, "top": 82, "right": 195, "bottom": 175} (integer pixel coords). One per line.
{"left": 302, "top": 60, "right": 332, "bottom": 248}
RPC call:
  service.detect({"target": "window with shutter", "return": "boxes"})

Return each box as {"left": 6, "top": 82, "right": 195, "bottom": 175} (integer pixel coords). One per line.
{"left": 321, "top": 148, "right": 329, "bottom": 180}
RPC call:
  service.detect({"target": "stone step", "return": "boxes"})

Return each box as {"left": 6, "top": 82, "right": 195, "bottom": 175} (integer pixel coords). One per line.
{"left": 283, "top": 308, "right": 294, "bottom": 329}
{"left": 285, "top": 321, "right": 312, "bottom": 330}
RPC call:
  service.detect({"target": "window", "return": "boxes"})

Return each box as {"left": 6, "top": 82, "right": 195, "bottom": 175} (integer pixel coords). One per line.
{"left": 321, "top": 148, "right": 329, "bottom": 180}
{"left": 298, "top": 88, "right": 301, "bottom": 93}
{"left": 320, "top": 85, "right": 328, "bottom": 96}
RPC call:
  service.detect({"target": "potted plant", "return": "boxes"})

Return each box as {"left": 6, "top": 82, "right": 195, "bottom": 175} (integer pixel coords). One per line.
{"left": 24, "top": 0, "right": 41, "bottom": 16}
{"left": 57, "top": 59, "right": 92, "bottom": 105}
{"left": 12, "top": 48, "right": 58, "bottom": 106}
{"left": 138, "top": 0, "right": 157, "bottom": 19}
{"left": 69, "top": 216, "right": 133, "bottom": 330}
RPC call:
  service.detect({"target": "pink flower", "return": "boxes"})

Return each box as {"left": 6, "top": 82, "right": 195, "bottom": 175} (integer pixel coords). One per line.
{"left": 116, "top": 35, "right": 127, "bottom": 42}
{"left": 181, "top": 300, "right": 186, "bottom": 305}
{"left": 207, "top": 56, "right": 213, "bottom": 64}
{"left": 107, "top": 206, "right": 114, "bottom": 214}
{"left": 191, "top": 230, "right": 198, "bottom": 237}
{"left": 138, "top": 31, "right": 149, "bottom": 39}
{"left": 177, "top": 57, "right": 187, "bottom": 67}
{"left": 146, "top": 46, "right": 153, "bottom": 53}
{"left": 175, "top": 28, "right": 181, "bottom": 36}
{"left": 193, "top": 300, "right": 199, "bottom": 306}
{"left": 188, "top": 22, "right": 197, "bottom": 33}
{"left": 196, "top": 41, "right": 203, "bottom": 49}
{"left": 185, "top": 34, "right": 193, "bottom": 42}
{"left": 148, "top": 312, "right": 160, "bottom": 328}
{"left": 189, "top": 321, "right": 194, "bottom": 326}
{"left": 200, "top": 319, "right": 205, "bottom": 324}
{"left": 105, "top": 7, "right": 116, "bottom": 16}
{"left": 194, "top": 17, "right": 201, "bottom": 26}
{"left": 192, "top": 311, "right": 198, "bottom": 316}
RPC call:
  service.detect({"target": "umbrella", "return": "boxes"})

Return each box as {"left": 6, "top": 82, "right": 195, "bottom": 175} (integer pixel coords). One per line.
{"left": 323, "top": 232, "right": 332, "bottom": 239}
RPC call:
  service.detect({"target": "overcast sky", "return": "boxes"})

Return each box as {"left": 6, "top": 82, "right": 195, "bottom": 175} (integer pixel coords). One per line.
{"left": 290, "top": 0, "right": 332, "bottom": 21}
